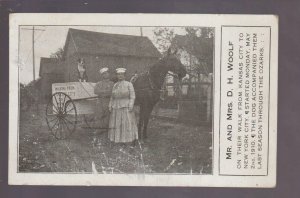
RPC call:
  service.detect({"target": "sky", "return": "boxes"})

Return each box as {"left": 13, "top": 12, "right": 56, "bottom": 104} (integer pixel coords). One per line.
{"left": 19, "top": 26, "right": 186, "bottom": 84}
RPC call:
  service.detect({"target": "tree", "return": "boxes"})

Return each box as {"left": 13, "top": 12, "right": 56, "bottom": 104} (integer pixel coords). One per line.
{"left": 50, "top": 47, "right": 64, "bottom": 61}
{"left": 153, "top": 27, "right": 175, "bottom": 53}
{"left": 182, "top": 27, "right": 214, "bottom": 75}
{"left": 153, "top": 27, "right": 214, "bottom": 76}
{"left": 185, "top": 27, "right": 214, "bottom": 38}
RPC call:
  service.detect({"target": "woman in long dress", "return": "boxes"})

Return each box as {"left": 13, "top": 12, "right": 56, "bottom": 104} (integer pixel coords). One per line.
{"left": 108, "top": 68, "right": 138, "bottom": 144}
{"left": 94, "top": 67, "right": 114, "bottom": 131}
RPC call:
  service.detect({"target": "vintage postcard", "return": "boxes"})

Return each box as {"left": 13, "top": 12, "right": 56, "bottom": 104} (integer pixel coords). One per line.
{"left": 9, "top": 14, "right": 278, "bottom": 187}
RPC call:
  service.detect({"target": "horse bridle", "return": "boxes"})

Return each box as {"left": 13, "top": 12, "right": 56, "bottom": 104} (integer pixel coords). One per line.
{"left": 166, "top": 71, "right": 179, "bottom": 78}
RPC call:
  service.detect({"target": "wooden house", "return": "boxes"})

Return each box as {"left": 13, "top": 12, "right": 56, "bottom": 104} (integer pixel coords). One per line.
{"left": 39, "top": 57, "right": 64, "bottom": 101}
{"left": 61, "top": 28, "right": 161, "bottom": 82}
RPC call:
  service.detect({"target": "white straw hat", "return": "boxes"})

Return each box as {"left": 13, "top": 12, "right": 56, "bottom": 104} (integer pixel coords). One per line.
{"left": 99, "top": 67, "right": 109, "bottom": 74}
{"left": 116, "top": 68, "right": 126, "bottom": 73}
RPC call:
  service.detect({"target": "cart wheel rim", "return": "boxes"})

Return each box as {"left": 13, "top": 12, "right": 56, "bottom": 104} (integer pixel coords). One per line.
{"left": 45, "top": 92, "right": 77, "bottom": 139}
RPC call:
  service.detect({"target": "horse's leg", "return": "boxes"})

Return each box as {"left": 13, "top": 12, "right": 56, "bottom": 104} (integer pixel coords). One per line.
{"left": 142, "top": 105, "right": 154, "bottom": 139}
{"left": 138, "top": 104, "right": 144, "bottom": 140}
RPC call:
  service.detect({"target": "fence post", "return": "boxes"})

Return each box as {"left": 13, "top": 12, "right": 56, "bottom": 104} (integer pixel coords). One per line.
{"left": 206, "top": 73, "right": 213, "bottom": 122}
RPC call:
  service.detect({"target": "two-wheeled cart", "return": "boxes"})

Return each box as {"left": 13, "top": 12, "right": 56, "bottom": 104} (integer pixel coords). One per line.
{"left": 45, "top": 82, "right": 103, "bottom": 139}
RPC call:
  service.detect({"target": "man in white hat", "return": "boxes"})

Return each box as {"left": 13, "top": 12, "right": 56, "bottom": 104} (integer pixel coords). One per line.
{"left": 93, "top": 67, "right": 114, "bottom": 131}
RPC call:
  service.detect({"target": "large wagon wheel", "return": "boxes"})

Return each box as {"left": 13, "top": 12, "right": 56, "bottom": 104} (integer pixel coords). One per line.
{"left": 45, "top": 92, "right": 77, "bottom": 139}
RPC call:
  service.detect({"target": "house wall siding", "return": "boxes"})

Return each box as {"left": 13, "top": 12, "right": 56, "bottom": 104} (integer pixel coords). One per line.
{"left": 65, "top": 38, "right": 78, "bottom": 58}
{"left": 40, "top": 73, "right": 64, "bottom": 102}
{"left": 64, "top": 54, "right": 158, "bottom": 82}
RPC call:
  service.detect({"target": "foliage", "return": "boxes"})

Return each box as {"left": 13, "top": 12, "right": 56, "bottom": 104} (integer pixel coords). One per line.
{"left": 184, "top": 27, "right": 214, "bottom": 38}
{"left": 50, "top": 47, "right": 64, "bottom": 61}
{"left": 20, "top": 78, "right": 41, "bottom": 109}
{"left": 19, "top": 80, "right": 38, "bottom": 100}
{"left": 153, "top": 27, "right": 214, "bottom": 76}
{"left": 153, "top": 27, "right": 175, "bottom": 53}
{"left": 182, "top": 27, "right": 214, "bottom": 75}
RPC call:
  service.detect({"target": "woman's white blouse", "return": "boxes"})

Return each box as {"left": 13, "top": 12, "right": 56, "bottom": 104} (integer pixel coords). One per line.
{"left": 109, "top": 80, "right": 135, "bottom": 109}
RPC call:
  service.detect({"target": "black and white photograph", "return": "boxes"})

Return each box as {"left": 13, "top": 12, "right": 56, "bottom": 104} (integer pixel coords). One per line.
{"left": 18, "top": 25, "right": 214, "bottom": 175}
{"left": 9, "top": 14, "right": 277, "bottom": 187}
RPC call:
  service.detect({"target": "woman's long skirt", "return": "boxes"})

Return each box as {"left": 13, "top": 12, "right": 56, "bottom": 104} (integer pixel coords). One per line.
{"left": 108, "top": 108, "right": 138, "bottom": 143}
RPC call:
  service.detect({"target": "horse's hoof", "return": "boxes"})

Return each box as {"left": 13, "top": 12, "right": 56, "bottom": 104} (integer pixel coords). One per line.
{"left": 139, "top": 140, "right": 144, "bottom": 144}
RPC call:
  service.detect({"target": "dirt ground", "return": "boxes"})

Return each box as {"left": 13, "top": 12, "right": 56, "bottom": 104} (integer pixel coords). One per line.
{"left": 19, "top": 106, "right": 212, "bottom": 174}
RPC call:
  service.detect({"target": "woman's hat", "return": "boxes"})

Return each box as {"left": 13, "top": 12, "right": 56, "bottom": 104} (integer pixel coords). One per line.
{"left": 99, "top": 67, "right": 109, "bottom": 74}
{"left": 116, "top": 68, "right": 126, "bottom": 73}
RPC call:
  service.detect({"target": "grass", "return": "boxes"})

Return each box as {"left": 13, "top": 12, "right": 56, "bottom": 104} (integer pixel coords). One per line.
{"left": 19, "top": 106, "right": 212, "bottom": 174}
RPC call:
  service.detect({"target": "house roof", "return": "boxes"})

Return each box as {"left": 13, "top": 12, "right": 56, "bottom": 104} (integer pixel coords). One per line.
{"left": 39, "top": 57, "right": 64, "bottom": 77}
{"left": 63, "top": 28, "right": 161, "bottom": 58}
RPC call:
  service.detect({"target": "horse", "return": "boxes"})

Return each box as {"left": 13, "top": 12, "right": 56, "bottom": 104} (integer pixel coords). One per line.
{"left": 132, "top": 49, "right": 187, "bottom": 141}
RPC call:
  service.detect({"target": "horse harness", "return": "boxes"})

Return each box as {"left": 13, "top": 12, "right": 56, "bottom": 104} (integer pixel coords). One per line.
{"left": 132, "top": 71, "right": 162, "bottom": 92}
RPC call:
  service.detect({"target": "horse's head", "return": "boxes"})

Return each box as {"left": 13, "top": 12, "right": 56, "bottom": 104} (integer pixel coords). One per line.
{"left": 163, "top": 48, "right": 187, "bottom": 80}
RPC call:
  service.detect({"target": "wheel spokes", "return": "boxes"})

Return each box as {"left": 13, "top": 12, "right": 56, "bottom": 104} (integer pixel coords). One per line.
{"left": 53, "top": 119, "right": 61, "bottom": 139}
{"left": 64, "top": 101, "right": 75, "bottom": 115}
{"left": 61, "top": 94, "right": 67, "bottom": 112}
{"left": 49, "top": 118, "right": 59, "bottom": 131}
{"left": 46, "top": 92, "right": 77, "bottom": 140}
{"left": 61, "top": 117, "right": 71, "bottom": 132}
{"left": 53, "top": 94, "right": 60, "bottom": 111}
{"left": 51, "top": 100, "right": 60, "bottom": 114}
{"left": 62, "top": 116, "right": 76, "bottom": 126}
{"left": 48, "top": 116, "right": 58, "bottom": 124}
